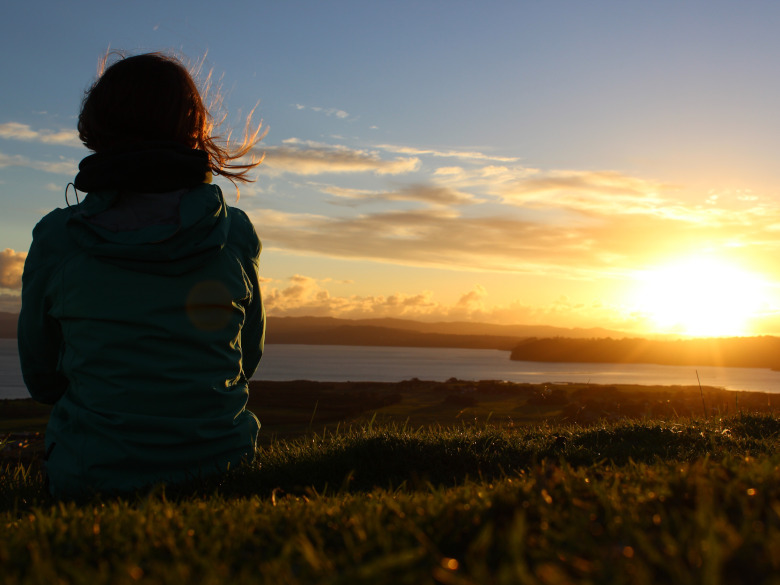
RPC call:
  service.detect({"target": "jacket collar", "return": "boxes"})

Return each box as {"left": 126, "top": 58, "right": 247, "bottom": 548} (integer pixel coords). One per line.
{"left": 74, "top": 142, "right": 210, "bottom": 193}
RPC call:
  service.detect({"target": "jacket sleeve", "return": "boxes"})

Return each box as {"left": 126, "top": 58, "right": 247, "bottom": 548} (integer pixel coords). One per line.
{"left": 236, "top": 211, "right": 264, "bottom": 379}
{"left": 17, "top": 219, "right": 69, "bottom": 404}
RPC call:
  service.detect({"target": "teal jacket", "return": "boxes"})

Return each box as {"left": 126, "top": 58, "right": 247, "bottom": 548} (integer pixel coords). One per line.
{"left": 18, "top": 183, "right": 263, "bottom": 498}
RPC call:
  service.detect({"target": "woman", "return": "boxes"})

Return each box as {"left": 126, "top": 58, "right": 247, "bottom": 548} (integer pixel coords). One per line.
{"left": 18, "top": 52, "right": 265, "bottom": 498}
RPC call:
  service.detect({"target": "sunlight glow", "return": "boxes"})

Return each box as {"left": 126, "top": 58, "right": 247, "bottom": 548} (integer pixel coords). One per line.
{"left": 634, "top": 256, "right": 767, "bottom": 337}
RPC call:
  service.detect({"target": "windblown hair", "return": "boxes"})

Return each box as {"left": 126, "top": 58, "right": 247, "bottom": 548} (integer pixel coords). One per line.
{"left": 78, "top": 52, "right": 264, "bottom": 189}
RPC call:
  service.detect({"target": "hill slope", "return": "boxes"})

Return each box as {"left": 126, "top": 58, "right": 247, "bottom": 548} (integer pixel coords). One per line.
{"left": 266, "top": 315, "right": 628, "bottom": 348}
{"left": 2, "top": 412, "right": 779, "bottom": 584}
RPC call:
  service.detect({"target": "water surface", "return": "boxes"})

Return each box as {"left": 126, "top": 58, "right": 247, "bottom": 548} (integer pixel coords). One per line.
{"left": 3, "top": 340, "right": 779, "bottom": 400}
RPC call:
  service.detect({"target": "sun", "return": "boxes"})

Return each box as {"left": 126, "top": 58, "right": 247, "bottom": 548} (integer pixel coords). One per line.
{"left": 633, "top": 256, "right": 766, "bottom": 337}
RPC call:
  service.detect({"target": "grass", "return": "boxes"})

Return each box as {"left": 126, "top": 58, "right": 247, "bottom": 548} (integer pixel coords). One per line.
{"left": 1, "top": 410, "right": 779, "bottom": 584}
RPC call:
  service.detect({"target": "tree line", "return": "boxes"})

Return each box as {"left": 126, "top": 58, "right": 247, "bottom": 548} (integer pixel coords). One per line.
{"left": 510, "top": 336, "right": 780, "bottom": 369}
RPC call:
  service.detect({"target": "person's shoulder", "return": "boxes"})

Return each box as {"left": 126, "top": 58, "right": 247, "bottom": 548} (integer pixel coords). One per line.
{"left": 225, "top": 204, "right": 261, "bottom": 258}
{"left": 226, "top": 204, "right": 253, "bottom": 227}
{"left": 36, "top": 206, "right": 72, "bottom": 226}
{"left": 197, "top": 184, "right": 260, "bottom": 258}
{"left": 31, "top": 206, "right": 75, "bottom": 244}
{"left": 26, "top": 206, "right": 80, "bottom": 267}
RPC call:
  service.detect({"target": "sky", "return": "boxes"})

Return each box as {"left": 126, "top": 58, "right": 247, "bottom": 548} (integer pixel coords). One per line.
{"left": 3, "top": 0, "right": 780, "bottom": 337}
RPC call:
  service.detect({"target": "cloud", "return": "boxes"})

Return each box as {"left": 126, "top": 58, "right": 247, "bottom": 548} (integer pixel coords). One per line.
{"left": 0, "top": 151, "right": 78, "bottom": 175}
{"left": 260, "top": 276, "right": 647, "bottom": 332}
{"left": 312, "top": 107, "right": 349, "bottom": 119}
{"left": 455, "top": 284, "right": 487, "bottom": 310}
{"left": 387, "top": 185, "right": 478, "bottom": 205}
{"left": 257, "top": 140, "right": 420, "bottom": 176}
{"left": 292, "top": 104, "right": 350, "bottom": 119}
{"left": 427, "top": 164, "right": 681, "bottom": 218}
{"left": 427, "top": 163, "right": 541, "bottom": 199}
{"left": 262, "top": 274, "right": 448, "bottom": 320}
{"left": 251, "top": 206, "right": 592, "bottom": 276}
{"left": 249, "top": 191, "right": 780, "bottom": 281}
{"left": 501, "top": 170, "right": 673, "bottom": 215}
{"left": 321, "top": 183, "right": 477, "bottom": 206}
{"left": 245, "top": 138, "right": 780, "bottom": 290}
{"left": 0, "top": 122, "right": 82, "bottom": 148}
{"left": 377, "top": 144, "right": 520, "bottom": 163}
{"left": 0, "top": 248, "right": 26, "bottom": 290}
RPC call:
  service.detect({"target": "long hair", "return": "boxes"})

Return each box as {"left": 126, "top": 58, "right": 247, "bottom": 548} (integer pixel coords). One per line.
{"left": 77, "top": 52, "right": 264, "bottom": 190}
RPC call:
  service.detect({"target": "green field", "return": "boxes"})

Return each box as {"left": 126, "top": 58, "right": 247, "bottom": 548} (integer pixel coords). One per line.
{"left": 2, "top": 381, "right": 779, "bottom": 584}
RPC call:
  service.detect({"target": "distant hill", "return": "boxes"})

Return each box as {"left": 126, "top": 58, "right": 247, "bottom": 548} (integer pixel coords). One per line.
{"left": 266, "top": 316, "right": 630, "bottom": 349}
{"left": 269, "top": 323, "right": 521, "bottom": 350}
{"left": 266, "top": 316, "right": 632, "bottom": 339}
{"left": 0, "top": 312, "right": 17, "bottom": 338}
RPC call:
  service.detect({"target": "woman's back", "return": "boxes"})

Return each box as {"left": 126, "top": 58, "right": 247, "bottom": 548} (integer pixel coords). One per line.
{"left": 17, "top": 53, "right": 265, "bottom": 498}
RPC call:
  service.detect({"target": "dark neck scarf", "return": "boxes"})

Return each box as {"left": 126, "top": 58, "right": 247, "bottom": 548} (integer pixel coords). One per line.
{"left": 74, "top": 142, "right": 210, "bottom": 193}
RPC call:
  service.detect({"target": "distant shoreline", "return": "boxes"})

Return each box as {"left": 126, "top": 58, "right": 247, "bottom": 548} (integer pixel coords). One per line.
{"left": 4, "top": 312, "right": 780, "bottom": 370}
{"left": 510, "top": 336, "right": 780, "bottom": 370}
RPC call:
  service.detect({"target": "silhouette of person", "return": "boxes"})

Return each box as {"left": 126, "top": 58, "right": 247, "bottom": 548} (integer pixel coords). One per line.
{"left": 18, "top": 52, "right": 265, "bottom": 498}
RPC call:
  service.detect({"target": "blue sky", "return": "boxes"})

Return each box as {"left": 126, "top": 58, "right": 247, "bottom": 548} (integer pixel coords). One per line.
{"left": 3, "top": 1, "right": 780, "bottom": 336}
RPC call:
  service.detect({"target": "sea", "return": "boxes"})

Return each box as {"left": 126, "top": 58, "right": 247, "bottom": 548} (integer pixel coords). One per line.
{"left": 3, "top": 338, "right": 780, "bottom": 400}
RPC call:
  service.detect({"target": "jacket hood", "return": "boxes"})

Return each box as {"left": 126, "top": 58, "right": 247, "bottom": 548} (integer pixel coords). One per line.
{"left": 66, "top": 183, "right": 231, "bottom": 275}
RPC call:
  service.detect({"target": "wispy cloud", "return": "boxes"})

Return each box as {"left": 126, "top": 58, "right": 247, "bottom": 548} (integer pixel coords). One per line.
{"left": 500, "top": 170, "right": 674, "bottom": 215}
{"left": 250, "top": 207, "right": 595, "bottom": 277}
{"left": 243, "top": 137, "right": 780, "bottom": 283}
{"left": 249, "top": 194, "right": 780, "bottom": 281}
{"left": 0, "top": 151, "right": 77, "bottom": 175}
{"left": 428, "top": 164, "right": 538, "bottom": 199}
{"left": 257, "top": 140, "right": 420, "bottom": 176}
{"left": 0, "top": 122, "right": 82, "bottom": 148}
{"left": 255, "top": 139, "right": 529, "bottom": 180}
{"left": 428, "top": 164, "right": 676, "bottom": 214}
{"left": 426, "top": 164, "right": 698, "bottom": 221}
{"left": 292, "top": 104, "right": 350, "bottom": 119}
{"left": 0, "top": 248, "right": 26, "bottom": 290}
{"left": 320, "top": 183, "right": 477, "bottom": 206}
{"left": 377, "top": 144, "right": 520, "bottom": 163}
